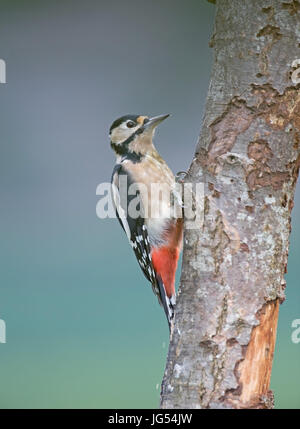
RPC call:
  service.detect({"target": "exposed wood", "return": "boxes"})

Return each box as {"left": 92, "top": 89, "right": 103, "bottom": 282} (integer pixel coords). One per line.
{"left": 227, "top": 300, "right": 279, "bottom": 408}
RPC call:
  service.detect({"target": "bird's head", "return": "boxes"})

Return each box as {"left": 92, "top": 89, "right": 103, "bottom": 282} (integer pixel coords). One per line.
{"left": 109, "top": 114, "right": 169, "bottom": 158}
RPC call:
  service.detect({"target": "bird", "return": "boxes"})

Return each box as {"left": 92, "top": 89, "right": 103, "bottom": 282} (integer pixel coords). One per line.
{"left": 110, "top": 114, "right": 183, "bottom": 330}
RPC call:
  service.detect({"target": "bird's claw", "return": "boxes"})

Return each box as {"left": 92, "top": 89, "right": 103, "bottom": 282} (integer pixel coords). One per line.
{"left": 175, "top": 171, "right": 188, "bottom": 184}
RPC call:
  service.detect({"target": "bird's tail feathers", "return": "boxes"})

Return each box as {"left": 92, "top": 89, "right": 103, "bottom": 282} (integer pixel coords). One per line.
{"left": 156, "top": 276, "right": 176, "bottom": 331}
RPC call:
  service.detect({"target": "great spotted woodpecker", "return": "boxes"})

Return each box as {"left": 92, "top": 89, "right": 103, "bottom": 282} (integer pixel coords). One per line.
{"left": 110, "top": 114, "right": 183, "bottom": 330}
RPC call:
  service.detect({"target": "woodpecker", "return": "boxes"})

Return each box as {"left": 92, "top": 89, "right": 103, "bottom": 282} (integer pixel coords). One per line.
{"left": 110, "top": 114, "right": 183, "bottom": 330}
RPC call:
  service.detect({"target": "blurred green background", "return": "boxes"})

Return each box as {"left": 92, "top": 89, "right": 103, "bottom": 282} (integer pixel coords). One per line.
{"left": 0, "top": 0, "right": 299, "bottom": 409}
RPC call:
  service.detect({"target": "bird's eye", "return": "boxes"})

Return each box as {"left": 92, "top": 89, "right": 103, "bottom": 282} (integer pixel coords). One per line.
{"left": 126, "top": 121, "right": 135, "bottom": 128}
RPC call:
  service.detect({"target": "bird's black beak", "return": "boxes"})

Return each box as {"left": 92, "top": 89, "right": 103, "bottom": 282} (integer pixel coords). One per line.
{"left": 143, "top": 114, "right": 170, "bottom": 130}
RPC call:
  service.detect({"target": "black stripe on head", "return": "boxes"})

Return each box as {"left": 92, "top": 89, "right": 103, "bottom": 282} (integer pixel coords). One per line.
{"left": 109, "top": 115, "right": 140, "bottom": 134}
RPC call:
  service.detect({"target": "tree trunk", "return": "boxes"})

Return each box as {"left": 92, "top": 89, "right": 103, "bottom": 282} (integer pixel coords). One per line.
{"left": 160, "top": 0, "right": 300, "bottom": 409}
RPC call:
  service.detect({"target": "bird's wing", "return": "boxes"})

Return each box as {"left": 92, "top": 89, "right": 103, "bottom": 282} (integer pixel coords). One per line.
{"left": 111, "top": 163, "right": 174, "bottom": 326}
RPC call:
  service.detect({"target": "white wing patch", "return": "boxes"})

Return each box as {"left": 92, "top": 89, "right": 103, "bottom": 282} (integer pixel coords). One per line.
{"left": 111, "top": 181, "right": 131, "bottom": 242}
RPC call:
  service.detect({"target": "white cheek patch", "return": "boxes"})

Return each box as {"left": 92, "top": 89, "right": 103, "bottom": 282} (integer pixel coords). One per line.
{"left": 110, "top": 125, "right": 139, "bottom": 144}
{"left": 120, "top": 122, "right": 132, "bottom": 130}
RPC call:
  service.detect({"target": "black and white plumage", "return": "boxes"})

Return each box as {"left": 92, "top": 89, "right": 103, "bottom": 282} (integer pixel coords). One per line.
{"left": 110, "top": 114, "right": 182, "bottom": 330}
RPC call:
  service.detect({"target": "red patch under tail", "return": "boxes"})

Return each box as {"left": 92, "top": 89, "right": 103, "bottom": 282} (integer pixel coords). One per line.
{"left": 151, "top": 246, "right": 180, "bottom": 298}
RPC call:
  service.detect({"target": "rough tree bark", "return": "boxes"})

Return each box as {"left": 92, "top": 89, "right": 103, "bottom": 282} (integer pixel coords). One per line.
{"left": 160, "top": 0, "right": 300, "bottom": 409}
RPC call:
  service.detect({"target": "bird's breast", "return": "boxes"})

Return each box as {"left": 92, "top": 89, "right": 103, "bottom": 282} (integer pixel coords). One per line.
{"left": 121, "top": 155, "right": 180, "bottom": 248}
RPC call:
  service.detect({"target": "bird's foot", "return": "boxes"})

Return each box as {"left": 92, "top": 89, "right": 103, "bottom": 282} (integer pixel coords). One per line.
{"left": 175, "top": 171, "right": 188, "bottom": 184}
